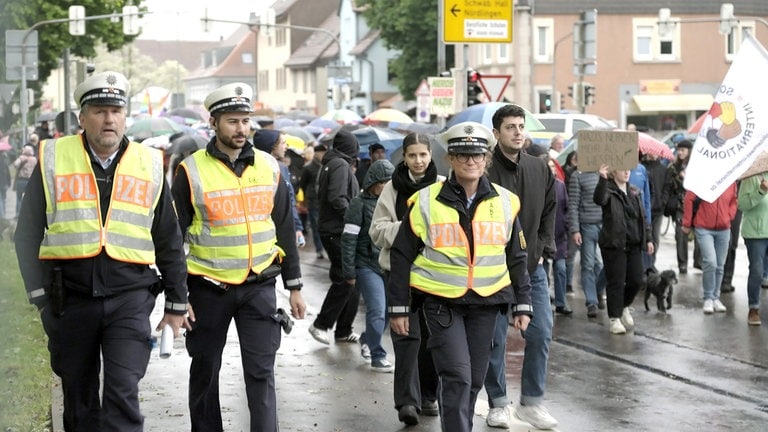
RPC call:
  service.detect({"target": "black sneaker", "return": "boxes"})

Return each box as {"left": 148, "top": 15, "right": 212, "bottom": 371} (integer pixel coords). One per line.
{"left": 555, "top": 306, "right": 573, "bottom": 315}
{"left": 679, "top": 267, "right": 687, "bottom": 275}
{"left": 421, "top": 400, "right": 439, "bottom": 416}
{"left": 398, "top": 405, "right": 419, "bottom": 425}
{"left": 587, "top": 304, "right": 598, "bottom": 318}
{"left": 598, "top": 295, "right": 607, "bottom": 310}
{"left": 720, "top": 284, "right": 735, "bottom": 293}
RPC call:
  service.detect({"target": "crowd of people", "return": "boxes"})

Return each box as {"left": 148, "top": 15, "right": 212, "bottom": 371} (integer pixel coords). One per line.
{"left": 10, "top": 70, "right": 766, "bottom": 432}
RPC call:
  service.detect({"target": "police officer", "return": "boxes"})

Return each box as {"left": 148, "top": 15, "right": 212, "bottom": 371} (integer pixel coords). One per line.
{"left": 172, "top": 82, "right": 306, "bottom": 432}
{"left": 15, "top": 71, "right": 189, "bottom": 431}
{"left": 387, "top": 122, "right": 533, "bottom": 432}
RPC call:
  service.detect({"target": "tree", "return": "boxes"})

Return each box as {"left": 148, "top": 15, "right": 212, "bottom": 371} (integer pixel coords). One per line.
{"left": 0, "top": 0, "right": 139, "bottom": 134}
{"left": 357, "top": 0, "right": 453, "bottom": 101}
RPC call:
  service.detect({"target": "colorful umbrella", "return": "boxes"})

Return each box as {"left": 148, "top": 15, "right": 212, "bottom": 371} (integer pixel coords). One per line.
{"left": 364, "top": 108, "right": 413, "bottom": 124}
{"left": 127, "top": 117, "right": 183, "bottom": 141}
{"left": 638, "top": 132, "right": 674, "bottom": 160}
{"left": 351, "top": 126, "right": 405, "bottom": 159}
{"left": 447, "top": 102, "right": 545, "bottom": 132}
{"left": 321, "top": 108, "right": 363, "bottom": 124}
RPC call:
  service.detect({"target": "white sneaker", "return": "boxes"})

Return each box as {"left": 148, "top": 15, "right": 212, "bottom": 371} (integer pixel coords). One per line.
{"left": 486, "top": 406, "right": 510, "bottom": 429}
{"left": 370, "top": 358, "right": 394, "bottom": 373}
{"left": 713, "top": 299, "right": 727, "bottom": 313}
{"left": 308, "top": 324, "right": 330, "bottom": 345}
{"left": 360, "top": 343, "right": 371, "bottom": 361}
{"left": 703, "top": 299, "right": 714, "bottom": 314}
{"left": 514, "top": 404, "right": 558, "bottom": 430}
{"left": 621, "top": 307, "right": 634, "bottom": 329}
{"left": 609, "top": 318, "right": 627, "bottom": 334}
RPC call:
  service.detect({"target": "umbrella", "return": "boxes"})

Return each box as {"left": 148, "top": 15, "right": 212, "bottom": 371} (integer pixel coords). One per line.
{"left": 688, "top": 112, "right": 708, "bottom": 134}
{"left": 284, "top": 110, "right": 316, "bottom": 122}
{"left": 739, "top": 151, "right": 768, "bottom": 180}
{"left": 0, "top": 136, "right": 11, "bottom": 151}
{"left": 638, "top": 132, "right": 674, "bottom": 160}
{"left": 447, "top": 102, "right": 545, "bottom": 132}
{"left": 392, "top": 122, "right": 442, "bottom": 134}
{"left": 351, "top": 126, "right": 405, "bottom": 159}
{"left": 321, "top": 108, "right": 363, "bottom": 124}
{"left": 169, "top": 134, "right": 208, "bottom": 155}
{"left": 364, "top": 108, "right": 413, "bottom": 124}
{"left": 309, "top": 117, "right": 342, "bottom": 131}
{"left": 274, "top": 118, "right": 297, "bottom": 129}
{"left": 389, "top": 135, "right": 450, "bottom": 177}
{"left": 141, "top": 135, "right": 172, "bottom": 150}
{"left": 284, "top": 134, "right": 306, "bottom": 152}
{"left": 127, "top": 117, "right": 183, "bottom": 141}
{"left": 280, "top": 126, "right": 315, "bottom": 144}
{"left": 166, "top": 108, "right": 204, "bottom": 121}
{"left": 36, "top": 112, "right": 58, "bottom": 122}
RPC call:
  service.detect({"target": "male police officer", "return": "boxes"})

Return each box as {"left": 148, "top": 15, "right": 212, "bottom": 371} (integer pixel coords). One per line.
{"left": 15, "top": 71, "right": 189, "bottom": 431}
{"left": 172, "top": 82, "right": 306, "bottom": 431}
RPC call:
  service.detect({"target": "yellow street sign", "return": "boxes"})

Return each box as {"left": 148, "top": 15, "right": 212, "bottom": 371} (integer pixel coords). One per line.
{"left": 443, "top": 0, "right": 513, "bottom": 44}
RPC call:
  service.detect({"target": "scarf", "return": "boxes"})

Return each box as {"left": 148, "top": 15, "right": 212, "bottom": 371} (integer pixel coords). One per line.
{"left": 391, "top": 160, "right": 438, "bottom": 219}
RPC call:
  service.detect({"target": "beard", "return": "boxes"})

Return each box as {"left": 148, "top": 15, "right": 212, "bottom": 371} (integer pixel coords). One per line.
{"left": 217, "top": 133, "right": 247, "bottom": 150}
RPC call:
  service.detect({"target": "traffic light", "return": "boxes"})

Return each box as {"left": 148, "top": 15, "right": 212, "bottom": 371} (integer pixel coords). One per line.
{"left": 584, "top": 85, "right": 596, "bottom": 105}
{"left": 559, "top": 93, "right": 565, "bottom": 109}
{"left": 467, "top": 70, "right": 482, "bottom": 106}
{"left": 567, "top": 85, "right": 574, "bottom": 99}
{"left": 539, "top": 92, "right": 551, "bottom": 113}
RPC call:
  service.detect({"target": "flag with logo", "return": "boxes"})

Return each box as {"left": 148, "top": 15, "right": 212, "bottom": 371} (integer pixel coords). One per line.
{"left": 684, "top": 34, "right": 768, "bottom": 202}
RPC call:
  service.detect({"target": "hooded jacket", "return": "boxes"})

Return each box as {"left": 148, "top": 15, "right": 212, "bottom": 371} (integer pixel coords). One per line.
{"left": 682, "top": 184, "right": 737, "bottom": 232}
{"left": 341, "top": 160, "right": 395, "bottom": 278}
{"left": 317, "top": 131, "right": 360, "bottom": 235}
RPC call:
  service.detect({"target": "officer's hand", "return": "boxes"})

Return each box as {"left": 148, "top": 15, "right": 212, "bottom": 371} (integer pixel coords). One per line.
{"left": 512, "top": 314, "right": 530, "bottom": 332}
{"left": 289, "top": 290, "right": 306, "bottom": 319}
{"left": 187, "top": 303, "right": 196, "bottom": 324}
{"left": 346, "top": 279, "right": 356, "bottom": 287}
{"left": 157, "top": 312, "right": 189, "bottom": 338}
{"left": 572, "top": 232, "right": 582, "bottom": 246}
{"left": 390, "top": 316, "right": 409, "bottom": 336}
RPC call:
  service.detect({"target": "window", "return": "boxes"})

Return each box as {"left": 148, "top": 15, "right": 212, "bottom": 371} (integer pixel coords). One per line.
{"left": 533, "top": 18, "right": 554, "bottom": 63}
{"left": 275, "top": 28, "right": 286, "bottom": 47}
{"left": 292, "top": 71, "right": 299, "bottom": 93}
{"left": 258, "top": 70, "right": 269, "bottom": 91}
{"left": 633, "top": 18, "right": 680, "bottom": 63}
{"left": 241, "top": 53, "right": 253, "bottom": 64}
{"left": 276, "top": 68, "right": 286, "bottom": 90}
{"left": 498, "top": 43, "right": 509, "bottom": 63}
{"left": 483, "top": 44, "right": 493, "bottom": 64}
{"left": 726, "top": 22, "right": 755, "bottom": 60}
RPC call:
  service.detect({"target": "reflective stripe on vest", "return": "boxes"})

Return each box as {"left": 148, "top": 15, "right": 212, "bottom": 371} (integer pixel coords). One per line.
{"left": 181, "top": 150, "right": 283, "bottom": 284}
{"left": 38, "top": 135, "right": 163, "bottom": 263}
{"left": 408, "top": 182, "right": 518, "bottom": 298}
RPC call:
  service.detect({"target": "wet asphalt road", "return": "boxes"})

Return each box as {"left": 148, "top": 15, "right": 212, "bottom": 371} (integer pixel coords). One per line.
{"left": 52, "top": 221, "right": 768, "bottom": 431}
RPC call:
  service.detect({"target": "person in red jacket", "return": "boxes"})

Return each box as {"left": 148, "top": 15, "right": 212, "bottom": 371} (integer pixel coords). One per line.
{"left": 681, "top": 184, "right": 738, "bottom": 314}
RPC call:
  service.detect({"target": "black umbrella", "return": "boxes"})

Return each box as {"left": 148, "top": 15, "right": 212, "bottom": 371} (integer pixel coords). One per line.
{"left": 167, "top": 108, "right": 204, "bottom": 121}
{"left": 169, "top": 134, "right": 208, "bottom": 155}
{"left": 389, "top": 135, "right": 450, "bottom": 177}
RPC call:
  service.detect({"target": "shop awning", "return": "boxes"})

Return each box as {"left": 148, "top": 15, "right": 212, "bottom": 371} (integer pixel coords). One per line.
{"left": 631, "top": 94, "right": 714, "bottom": 113}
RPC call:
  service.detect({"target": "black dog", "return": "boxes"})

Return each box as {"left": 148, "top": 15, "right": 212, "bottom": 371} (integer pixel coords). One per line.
{"left": 644, "top": 269, "right": 678, "bottom": 312}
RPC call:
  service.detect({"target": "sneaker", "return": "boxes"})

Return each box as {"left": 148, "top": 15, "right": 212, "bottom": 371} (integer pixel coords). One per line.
{"left": 609, "top": 318, "right": 627, "bottom": 334}
{"left": 720, "top": 283, "right": 735, "bottom": 293}
{"left": 587, "top": 304, "right": 598, "bottom": 318}
{"left": 360, "top": 343, "right": 371, "bottom": 361}
{"left": 398, "top": 405, "right": 419, "bottom": 425}
{"left": 514, "top": 404, "right": 558, "bottom": 430}
{"left": 748, "top": 308, "right": 761, "bottom": 326}
{"left": 598, "top": 294, "right": 607, "bottom": 310}
{"left": 566, "top": 285, "right": 574, "bottom": 297}
{"left": 555, "top": 305, "right": 573, "bottom": 315}
{"left": 316, "top": 252, "right": 325, "bottom": 259}
{"left": 308, "top": 324, "right": 330, "bottom": 345}
{"left": 713, "top": 299, "right": 727, "bottom": 313}
{"left": 335, "top": 332, "right": 360, "bottom": 343}
{"left": 421, "top": 400, "right": 439, "bottom": 416}
{"left": 702, "top": 299, "right": 714, "bottom": 314}
{"left": 370, "top": 358, "right": 394, "bottom": 373}
{"left": 621, "top": 307, "right": 634, "bottom": 329}
{"left": 679, "top": 267, "right": 688, "bottom": 275}
{"left": 486, "top": 406, "right": 510, "bottom": 429}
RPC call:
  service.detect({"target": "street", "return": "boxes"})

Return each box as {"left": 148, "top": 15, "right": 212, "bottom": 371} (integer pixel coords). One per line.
{"left": 51, "top": 220, "right": 768, "bottom": 431}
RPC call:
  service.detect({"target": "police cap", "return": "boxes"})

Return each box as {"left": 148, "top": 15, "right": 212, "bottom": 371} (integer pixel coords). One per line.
{"left": 73, "top": 71, "right": 130, "bottom": 108}
{"left": 442, "top": 121, "right": 493, "bottom": 154}
{"left": 204, "top": 82, "right": 255, "bottom": 115}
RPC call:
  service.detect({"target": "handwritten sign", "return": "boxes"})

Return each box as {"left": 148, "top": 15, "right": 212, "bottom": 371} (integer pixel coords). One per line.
{"left": 576, "top": 130, "right": 638, "bottom": 171}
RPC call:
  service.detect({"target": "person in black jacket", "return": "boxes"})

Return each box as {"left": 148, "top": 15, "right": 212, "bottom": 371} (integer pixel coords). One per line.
{"left": 594, "top": 164, "right": 654, "bottom": 335}
{"left": 299, "top": 143, "right": 327, "bottom": 258}
{"left": 641, "top": 152, "right": 668, "bottom": 270}
{"left": 308, "top": 130, "right": 362, "bottom": 344}
{"left": 15, "top": 71, "right": 190, "bottom": 430}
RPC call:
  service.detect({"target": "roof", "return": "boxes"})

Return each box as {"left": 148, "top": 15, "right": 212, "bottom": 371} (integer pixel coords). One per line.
{"left": 132, "top": 39, "right": 218, "bottom": 71}
{"left": 533, "top": 0, "right": 768, "bottom": 15}
{"left": 349, "top": 30, "right": 380, "bottom": 57}
{"left": 284, "top": 14, "right": 339, "bottom": 68}
{"left": 186, "top": 27, "right": 258, "bottom": 79}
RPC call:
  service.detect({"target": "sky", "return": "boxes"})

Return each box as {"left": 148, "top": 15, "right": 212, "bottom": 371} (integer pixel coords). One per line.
{"left": 136, "top": 0, "right": 276, "bottom": 41}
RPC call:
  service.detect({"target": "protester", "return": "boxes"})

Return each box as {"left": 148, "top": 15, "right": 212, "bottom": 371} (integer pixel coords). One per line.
{"left": 342, "top": 159, "right": 395, "bottom": 372}
{"left": 370, "top": 133, "right": 442, "bottom": 425}
{"left": 12, "top": 145, "right": 37, "bottom": 217}
{"left": 308, "top": 130, "right": 362, "bottom": 344}
{"left": 14, "top": 71, "right": 190, "bottom": 430}
{"left": 594, "top": 164, "right": 654, "bottom": 334}
{"left": 484, "top": 105, "right": 558, "bottom": 430}
{"left": 738, "top": 174, "right": 768, "bottom": 325}
{"left": 0, "top": 147, "right": 10, "bottom": 222}
{"left": 388, "top": 122, "right": 532, "bottom": 432}
{"left": 173, "top": 82, "right": 306, "bottom": 431}
{"left": 299, "top": 142, "right": 327, "bottom": 259}
{"left": 663, "top": 139, "right": 695, "bottom": 274}
{"left": 642, "top": 152, "right": 668, "bottom": 270}
{"left": 356, "top": 142, "right": 387, "bottom": 186}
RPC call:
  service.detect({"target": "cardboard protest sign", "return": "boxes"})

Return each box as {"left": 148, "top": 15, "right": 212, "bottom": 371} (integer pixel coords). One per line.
{"left": 576, "top": 130, "right": 638, "bottom": 172}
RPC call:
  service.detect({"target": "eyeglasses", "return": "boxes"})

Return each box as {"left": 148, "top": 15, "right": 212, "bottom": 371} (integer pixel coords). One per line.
{"left": 453, "top": 153, "right": 486, "bottom": 163}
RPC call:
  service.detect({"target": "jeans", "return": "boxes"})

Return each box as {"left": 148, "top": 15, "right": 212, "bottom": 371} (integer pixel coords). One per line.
{"left": 307, "top": 205, "right": 324, "bottom": 254}
{"left": 722, "top": 211, "right": 742, "bottom": 286}
{"left": 745, "top": 238, "right": 768, "bottom": 308}
{"left": 552, "top": 258, "right": 567, "bottom": 308}
{"left": 566, "top": 236, "right": 578, "bottom": 288}
{"left": 356, "top": 267, "right": 388, "bottom": 361}
{"left": 695, "top": 227, "right": 730, "bottom": 301}
{"left": 579, "top": 223, "right": 606, "bottom": 306}
{"left": 520, "top": 264, "right": 553, "bottom": 405}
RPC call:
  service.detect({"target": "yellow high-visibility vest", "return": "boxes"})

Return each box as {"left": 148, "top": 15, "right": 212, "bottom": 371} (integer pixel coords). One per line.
{"left": 408, "top": 182, "right": 519, "bottom": 298}
{"left": 38, "top": 135, "right": 163, "bottom": 263}
{"left": 180, "top": 150, "right": 284, "bottom": 284}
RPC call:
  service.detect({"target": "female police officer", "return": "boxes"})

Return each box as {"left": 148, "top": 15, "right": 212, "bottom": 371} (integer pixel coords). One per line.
{"left": 387, "top": 121, "right": 532, "bottom": 432}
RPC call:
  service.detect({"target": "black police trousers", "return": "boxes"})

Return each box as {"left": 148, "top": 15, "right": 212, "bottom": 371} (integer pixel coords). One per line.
{"left": 186, "top": 276, "right": 281, "bottom": 432}
{"left": 41, "top": 288, "right": 155, "bottom": 432}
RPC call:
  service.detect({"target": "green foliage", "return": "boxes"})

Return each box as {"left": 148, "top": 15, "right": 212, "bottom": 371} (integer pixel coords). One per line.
{"left": 0, "top": 239, "right": 52, "bottom": 431}
{"left": 357, "top": 0, "right": 454, "bottom": 100}
{"left": 0, "top": 0, "right": 140, "bottom": 132}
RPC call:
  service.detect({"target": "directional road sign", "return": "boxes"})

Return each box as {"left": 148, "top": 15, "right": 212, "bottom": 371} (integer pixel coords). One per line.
{"left": 443, "top": 0, "right": 513, "bottom": 44}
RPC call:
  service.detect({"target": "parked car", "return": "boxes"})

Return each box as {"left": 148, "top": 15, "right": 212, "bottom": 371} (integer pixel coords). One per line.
{"left": 530, "top": 113, "right": 614, "bottom": 147}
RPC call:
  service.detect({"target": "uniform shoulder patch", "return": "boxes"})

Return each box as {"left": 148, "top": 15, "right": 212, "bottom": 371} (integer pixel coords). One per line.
{"left": 518, "top": 230, "right": 527, "bottom": 250}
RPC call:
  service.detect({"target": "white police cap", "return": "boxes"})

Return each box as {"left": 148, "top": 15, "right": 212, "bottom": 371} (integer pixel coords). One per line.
{"left": 443, "top": 121, "right": 493, "bottom": 154}
{"left": 73, "top": 71, "right": 130, "bottom": 108}
{"left": 204, "top": 82, "right": 255, "bottom": 114}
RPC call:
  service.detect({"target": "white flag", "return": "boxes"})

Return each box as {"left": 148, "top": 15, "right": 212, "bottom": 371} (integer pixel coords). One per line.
{"left": 684, "top": 35, "right": 768, "bottom": 202}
